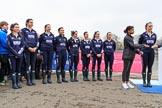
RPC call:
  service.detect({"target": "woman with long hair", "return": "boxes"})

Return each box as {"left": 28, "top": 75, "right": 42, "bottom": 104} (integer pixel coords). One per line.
{"left": 122, "top": 26, "right": 147, "bottom": 89}
{"left": 91, "top": 31, "right": 103, "bottom": 81}
{"left": 39, "top": 24, "right": 55, "bottom": 84}
{"left": 7, "top": 23, "right": 25, "bottom": 89}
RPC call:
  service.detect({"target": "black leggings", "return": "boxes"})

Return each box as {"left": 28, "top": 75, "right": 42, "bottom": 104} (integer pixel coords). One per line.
{"left": 0, "top": 54, "right": 9, "bottom": 82}
{"left": 69, "top": 54, "right": 79, "bottom": 71}
{"left": 82, "top": 54, "right": 90, "bottom": 71}
{"left": 122, "top": 59, "right": 133, "bottom": 82}
{"left": 104, "top": 53, "right": 114, "bottom": 71}
{"left": 92, "top": 55, "right": 102, "bottom": 71}
{"left": 142, "top": 51, "right": 155, "bottom": 76}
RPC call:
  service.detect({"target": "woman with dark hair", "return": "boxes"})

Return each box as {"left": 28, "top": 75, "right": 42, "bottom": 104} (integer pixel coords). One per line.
{"left": 122, "top": 26, "right": 148, "bottom": 89}
{"left": 80, "top": 32, "right": 91, "bottom": 81}
{"left": 7, "top": 23, "right": 25, "bottom": 89}
{"left": 54, "top": 27, "right": 68, "bottom": 84}
{"left": 67, "top": 31, "right": 80, "bottom": 82}
{"left": 91, "top": 31, "right": 103, "bottom": 81}
{"left": 139, "top": 22, "right": 157, "bottom": 87}
{"left": 21, "top": 19, "right": 39, "bottom": 86}
{"left": 103, "top": 32, "right": 116, "bottom": 81}
{"left": 39, "top": 24, "right": 54, "bottom": 84}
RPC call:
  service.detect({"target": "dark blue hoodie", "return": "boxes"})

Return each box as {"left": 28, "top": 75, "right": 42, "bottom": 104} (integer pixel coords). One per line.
{"left": 0, "top": 29, "right": 8, "bottom": 54}
{"left": 7, "top": 33, "right": 25, "bottom": 57}
{"left": 91, "top": 38, "right": 103, "bottom": 55}
{"left": 80, "top": 39, "right": 91, "bottom": 55}
{"left": 138, "top": 32, "right": 157, "bottom": 52}
{"left": 39, "top": 32, "right": 55, "bottom": 51}
{"left": 21, "top": 28, "right": 39, "bottom": 49}
{"left": 54, "top": 35, "right": 68, "bottom": 53}
{"left": 103, "top": 39, "right": 116, "bottom": 53}
{"left": 67, "top": 37, "right": 80, "bottom": 55}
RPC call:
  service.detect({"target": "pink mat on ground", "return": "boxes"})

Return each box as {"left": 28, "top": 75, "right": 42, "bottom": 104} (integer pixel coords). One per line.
{"left": 78, "top": 52, "right": 142, "bottom": 74}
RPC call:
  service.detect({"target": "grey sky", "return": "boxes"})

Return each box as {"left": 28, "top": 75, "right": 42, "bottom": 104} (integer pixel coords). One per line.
{"left": 0, "top": 0, "right": 162, "bottom": 39}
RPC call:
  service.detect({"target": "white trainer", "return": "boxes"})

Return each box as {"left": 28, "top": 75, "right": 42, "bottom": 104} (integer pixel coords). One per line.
{"left": 122, "top": 83, "right": 128, "bottom": 89}
{"left": 127, "top": 82, "right": 134, "bottom": 89}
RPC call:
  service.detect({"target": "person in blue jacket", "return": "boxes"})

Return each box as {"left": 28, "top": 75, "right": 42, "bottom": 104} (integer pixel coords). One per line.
{"left": 67, "top": 31, "right": 80, "bottom": 82}
{"left": 39, "top": 24, "right": 54, "bottom": 84}
{"left": 91, "top": 31, "right": 103, "bottom": 81}
{"left": 0, "top": 21, "right": 9, "bottom": 86}
{"left": 80, "top": 31, "right": 91, "bottom": 81}
{"left": 54, "top": 27, "right": 68, "bottom": 84}
{"left": 21, "top": 19, "right": 39, "bottom": 86}
{"left": 138, "top": 22, "right": 157, "bottom": 87}
{"left": 103, "top": 32, "right": 116, "bottom": 81}
{"left": 7, "top": 23, "right": 25, "bottom": 89}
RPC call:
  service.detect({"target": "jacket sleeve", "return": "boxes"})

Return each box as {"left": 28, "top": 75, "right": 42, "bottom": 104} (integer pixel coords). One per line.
{"left": 35, "top": 32, "right": 39, "bottom": 48}
{"left": 67, "top": 39, "right": 70, "bottom": 53}
{"left": 114, "top": 41, "right": 116, "bottom": 51}
{"left": 21, "top": 29, "right": 29, "bottom": 49}
{"left": 7, "top": 36, "right": 20, "bottom": 57}
{"left": 53, "top": 37, "right": 57, "bottom": 52}
{"left": 18, "top": 35, "right": 25, "bottom": 54}
{"left": 91, "top": 40, "right": 97, "bottom": 54}
{"left": 138, "top": 34, "right": 143, "bottom": 44}
{"left": 80, "top": 41, "right": 85, "bottom": 53}
{"left": 0, "top": 32, "right": 8, "bottom": 49}
{"left": 125, "top": 37, "right": 144, "bottom": 49}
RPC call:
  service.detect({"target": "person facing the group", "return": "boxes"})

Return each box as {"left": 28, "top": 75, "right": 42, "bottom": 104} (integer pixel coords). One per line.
{"left": 122, "top": 26, "right": 147, "bottom": 89}
{"left": 7, "top": 23, "right": 25, "bottom": 89}
{"left": 138, "top": 22, "right": 157, "bottom": 87}
{"left": 0, "top": 21, "right": 9, "bottom": 86}
{"left": 103, "top": 32, "right": 116, "bottom": 81}
{"left": 54, "top": 27, "right": 68, "bottom": 84}
{"left": 80, "top": 32, "right": 91, "bottom": 81}
{"left": 39, "top": 24, "right": 55, "bottom": 84}
{"left": 67, "top": 31, "right": 80, "bottom": 82}
{"left": 21, "top": 19, "right": 39, "bottom": 86}
{"left": 91, "top": 31, "right": 103, "bottom": 81}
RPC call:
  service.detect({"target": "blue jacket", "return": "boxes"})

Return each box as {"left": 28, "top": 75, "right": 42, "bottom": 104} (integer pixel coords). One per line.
{"left": 54, "top": 35, "right": 68, "bottom": 53}
{"left": 103, "top": 39, "right": 116, "bottom": 54}
{"left": 21, "top": 28, "right": 39, "bottom": 49}
{"left": 67, "top": 37, "right": 80, "bottom": 55}
{"left": 139, "top": 32, "right": 157, "bottom": 52}
{"left": 7, "top": 33, "right": 25, "bottom": 57}
{"left": 39, "top": 32, "right": 55, "bottom": 51}
{"left": 0, "top": 29, "right": 8, "bottom": 54}
{"left": 91, "top": 38, "right": 103, "bottom": 55}
{"left": 80, "top": 39, "right": 91, "bottom": 55}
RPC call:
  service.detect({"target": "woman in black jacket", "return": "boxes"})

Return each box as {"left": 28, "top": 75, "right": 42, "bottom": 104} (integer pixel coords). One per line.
{"left": 122, "top": 26, "right": 148, "bottom": 89}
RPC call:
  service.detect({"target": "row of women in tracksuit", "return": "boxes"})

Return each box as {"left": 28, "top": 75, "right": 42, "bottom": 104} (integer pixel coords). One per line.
{"left": 7, "top": 20, "right": 116, "bottom": 89}
{"left": 8, "top": 20, "right": 157, "bottom": 89}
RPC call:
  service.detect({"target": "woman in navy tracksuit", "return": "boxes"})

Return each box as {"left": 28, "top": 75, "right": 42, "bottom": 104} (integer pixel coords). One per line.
{"left": 80, "top": 32, "right": 91, "bottom": 81}
{"left": 139, "top": 22, "right": 157, "bottom": 87}
{"left": 7, "top": 23, "right": 25, "bottom": 89}
{"left": 67, "top": 31, "right": 80, "bottom": 82}
{"left": 39, "top": 24, "right": 54, "bottom": 84}
{"left": 21, "top": 19, "right": 39, "bottom": 86}
{"left": 91, "top": 31, "right": 103, "bottom": 81}
{"left": 54, "top": 27, "right": 68, "bottom": 84}
{"left": 103, "top": 32, "right": 116, "bottom": 81}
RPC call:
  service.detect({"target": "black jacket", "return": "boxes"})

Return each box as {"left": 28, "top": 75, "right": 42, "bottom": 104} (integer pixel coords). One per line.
{"left": 122, "top": 35, "right": 143, "bottom": 60}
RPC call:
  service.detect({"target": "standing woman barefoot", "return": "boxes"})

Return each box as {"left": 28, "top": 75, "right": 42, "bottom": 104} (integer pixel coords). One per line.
{"left": 122, "top": 26, "right": 146, "bottom": 89}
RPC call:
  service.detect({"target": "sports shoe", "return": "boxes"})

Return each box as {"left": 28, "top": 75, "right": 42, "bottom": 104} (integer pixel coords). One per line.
{"left": 127, "top": 82, "right": 134, "bottom": 89}
{"left": 122, "top": 83, "right": 128, "bottom": 89}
